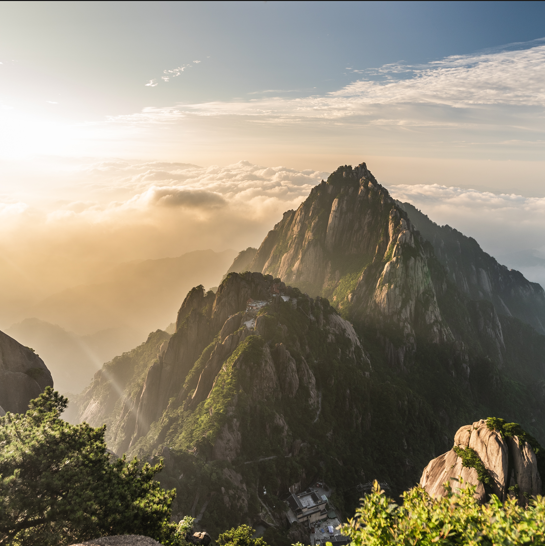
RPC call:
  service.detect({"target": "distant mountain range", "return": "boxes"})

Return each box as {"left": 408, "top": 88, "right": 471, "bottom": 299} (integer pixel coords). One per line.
{"left": 6, "top": 249, "right": 235, "bottom": 394}
{"left": 71, "top": 163, "right": 545, "bottom": 537}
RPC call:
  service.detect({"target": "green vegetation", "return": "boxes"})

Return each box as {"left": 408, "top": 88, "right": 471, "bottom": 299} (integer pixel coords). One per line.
{"left": 341, "top": 481, "right": 545, "bottom": 545}
{"left": 0, "top": 388, "right": 188, "bottom": 546}
{"left": 217, "top": 525, "right": 269, "bottom": 546}
{"left": 486, "top": 417, "right": 545, "bottom": 492}
{"left": 486, "top": 417, "right": 542, "bottom": 452}
{"left": 452, "top": 446, "right": 492, "bottom": 486}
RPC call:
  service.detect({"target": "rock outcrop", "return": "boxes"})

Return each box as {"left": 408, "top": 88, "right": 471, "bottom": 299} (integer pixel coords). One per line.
{"left": 77, "top": 272, "right": 383, "bottom": 533}
{"left": 225, "top": 247, "right": 258, "bottom": 276}
{"left": 0, "top": 329, "right": 53, "bottom": 413}
{"left": 98, "top": 272, "right": 369, "bottom": 456}
{"left": 420, "top": 419, "right": 542, "bottom": 505}
{"left": 235, "top": 161, "right": 545, "bottom": 385}
{"left": 70, "top": 536, "right": 163, "bottom": 546}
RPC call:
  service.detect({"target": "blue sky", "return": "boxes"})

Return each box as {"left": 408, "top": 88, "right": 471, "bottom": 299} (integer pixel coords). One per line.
{"left": 1, "top": 1, "right": 545, "bottom": 311}
{"left": 3, "top": 1, "right": 545, "bottom": 113}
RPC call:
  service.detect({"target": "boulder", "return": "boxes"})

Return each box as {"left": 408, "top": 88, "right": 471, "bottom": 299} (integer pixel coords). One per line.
{"left": 189, "top": 532, "right": 212, "bottom": 546}
{"left": 0, "top": 330, "right": 53, "bottom": 413}
{"left": 420, "top": 449, "right": 486, "bottom": 502}
{"left": 420, "top": 419, "right": 542, "bottom": 504}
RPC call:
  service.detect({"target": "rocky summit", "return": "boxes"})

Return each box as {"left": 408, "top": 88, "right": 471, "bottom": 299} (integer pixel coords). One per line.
{"left": 248, "top": 163, "right": 451, "bottom": 350}
{"left": 244, "top": 164, "right": 545, "bottom": 377}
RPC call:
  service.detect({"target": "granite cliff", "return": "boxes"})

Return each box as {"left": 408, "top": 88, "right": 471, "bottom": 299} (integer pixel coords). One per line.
{"left": 75, "top": 272, "right": 454, "bottom": 534}
{"left": 242, "top": 163, "right": 545, "bottom": 380}
{"left": 0, "top": 329, "right": 53, "bottom": 413}
{"left": 421, "top": 418, "right": 543, "bottom": 506}
{"left": 248, "top": 163, "right": 451, "bottom": 351}
{"left": 75, "top": 271, "right": 545, "bottom": 536}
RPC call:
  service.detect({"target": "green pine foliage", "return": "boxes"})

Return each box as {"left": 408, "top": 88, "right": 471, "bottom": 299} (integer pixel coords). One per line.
{"left": 340, "top": 481, "right": 545, "bottom": 545}
{"left": 486, "top": 417, "right": 545, "bottom": 493}
{"left": 452, "top": 446, "right": 492, "bottom": 486}
{"left": 217, "top": 524, "right": 269, "bottom": 546}
{"left": 0, "top": 388, "right": 188, "bottom": 546}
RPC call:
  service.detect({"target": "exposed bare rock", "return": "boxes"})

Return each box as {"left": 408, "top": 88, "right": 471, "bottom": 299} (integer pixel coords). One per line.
{"left": 467, "top": 419, "right": 508, "bottom": 499}
{"left": 272, "top": 343, "right": 299, "bottom": 398}
{"left": 225, "top": 247, "right": 258, "bottom": 276}
{"left": 219, "top": 312, "right": 243, "bottom": 342}
{"left": 296, "top": 356, "right": 319, "bottom": 410}
{"left": 420, "top": 419, "right": 542, "bottom": 504}
{"left": 327, "top": 313, "right": 368, "bottom": 362}
{"left": 191, "top": 328, "right": 248, "bottom": 407}
{"left": 509, "top": 436, "right": 542, "bottom": 503}
{"left": 70, "top": 536, "right": 163, "bottom": 546}
{"left": 0, "top": 330, "right": 53, "bottom": 413}
{"left": 400, "top": 200, "right": 545, "bottom": 336}
{"left": 248, "top": 163, "right": 452, "bottom": 348}
{"left": 420, "top": 449, "right": 486, "bottom": 502}
{"left": 222, "top": 468, "right": 249, "bottom": 513}
{"left": 454, "top": 424, "right": 472, "bottom": 448}
{"left": 239, "top": 344, "right": 280, "bottom": 403}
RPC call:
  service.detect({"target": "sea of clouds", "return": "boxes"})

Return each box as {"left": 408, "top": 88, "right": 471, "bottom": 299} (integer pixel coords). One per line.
{"left": 2, "top": 159, "right": 545, "bottom": 307}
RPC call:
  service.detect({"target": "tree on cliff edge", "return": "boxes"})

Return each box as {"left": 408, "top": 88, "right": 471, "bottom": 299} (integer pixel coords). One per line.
{"left": 0, "top": 387, "right": 186, "bottom": 546}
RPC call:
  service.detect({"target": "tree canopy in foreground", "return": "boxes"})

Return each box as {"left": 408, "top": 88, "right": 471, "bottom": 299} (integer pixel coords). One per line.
{"left": 341, "top": 481, "right": 545, "bottom": 545}
{"left": 0, "top": 387, "right": 189, "bottom": 546}
{"left": 3, "top": 388, "right": 545, "bottom": 546}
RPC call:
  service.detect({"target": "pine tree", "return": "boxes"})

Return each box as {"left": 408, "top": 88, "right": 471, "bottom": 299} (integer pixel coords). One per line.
{"left": 0, "top": 387, "right": 185, "bottom": 546}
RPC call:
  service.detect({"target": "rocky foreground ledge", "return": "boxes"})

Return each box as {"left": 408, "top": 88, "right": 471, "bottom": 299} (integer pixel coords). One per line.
{"left": 70, "top": 536, "right": 163, "bottom": 546}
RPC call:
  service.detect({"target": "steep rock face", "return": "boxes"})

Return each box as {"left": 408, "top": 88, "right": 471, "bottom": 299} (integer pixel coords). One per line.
{"left": 249, "top": 163, "right": 452, "bottom": 348}
{"left": 399, "top": 201, "right": 545, "bottom": 335}
{"left": 420, "top": 419, "right": 542, "bottom": 505}
{"left": 240, "top": 162, "right": 545, "bottom": 383}
{"left": 225, "top": 247, "right": 258, "bottom": 276}
{"left": 102, "top": 273, "right": 369, "bottom": 456}
{"left": 0, "top": 329, "right": 53, "bottom": 413}
{"left": 77, "top": 272, "right": 437, "bottom": 534}
{"left": 420, "top": 449, "right": 486, "bottom": 502}
{"left": 68, "top": 330, "right": 171, "bottom": 428}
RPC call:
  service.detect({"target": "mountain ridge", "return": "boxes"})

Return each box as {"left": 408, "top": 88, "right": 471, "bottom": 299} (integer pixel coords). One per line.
{"left": 72, "top": 161, "right": 545, "bottom": 538}
{"left": 398, "top": 201, "right": 545, "bottom": 335}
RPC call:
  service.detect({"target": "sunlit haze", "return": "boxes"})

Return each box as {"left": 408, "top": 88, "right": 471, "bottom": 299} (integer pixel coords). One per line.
{"left": 2, "top": 2, "right": 545, "bottom": 385}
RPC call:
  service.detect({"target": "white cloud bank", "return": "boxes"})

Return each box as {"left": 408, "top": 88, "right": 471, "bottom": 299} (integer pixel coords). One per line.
{"left": 3, "top": 158, "right": 545, "bottom": 304}
{"left": 0, "top": 160, "right": 328, "bottom": 303}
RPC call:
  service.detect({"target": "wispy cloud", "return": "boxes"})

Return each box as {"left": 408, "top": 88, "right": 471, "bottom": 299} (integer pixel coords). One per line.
{"left": 163, "top": 64, "right": 191, "bottom": 79}
{"left": 145, "top": 59, "right": 203, "bottom": 87}
{"left": 129, "top": 40, "right": 545, "bottom": 121}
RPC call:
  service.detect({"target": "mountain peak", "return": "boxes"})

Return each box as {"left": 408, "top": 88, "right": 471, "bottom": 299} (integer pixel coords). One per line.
{"left": 247, "top": 162, "right": 450, "bottom": 359}
{"left": 326, "top": 162, "right": 373, "bottom": 186}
